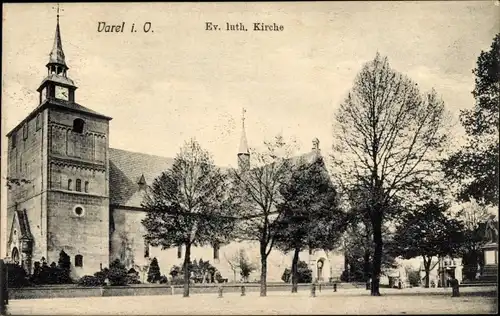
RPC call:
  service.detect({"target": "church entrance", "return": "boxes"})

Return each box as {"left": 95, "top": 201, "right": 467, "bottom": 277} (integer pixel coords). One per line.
{"left": 317, "top": 259, "right": 325, "bottom": 282}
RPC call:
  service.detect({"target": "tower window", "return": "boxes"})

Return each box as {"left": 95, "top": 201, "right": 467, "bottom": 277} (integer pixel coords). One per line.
{"left": 73, "top": 119, "right": 85, "bottom": 134}
{"left": 76, "top": 179, "right": 82, "bottom": 192}
{"left": 75, "top": 254, "right": 83, "bottom": 267}
{"left": 84, "top": 181, "right": 89, "bottom": 193}
{"left": 11, "top": 133, "right": 17, "bottom": 149}
{"left": 23, "top": 124, "right": 28, "bottom": 140}
{"left": 36, "top": 114, "right": 41, "bottom": 131}
{"left": 177, "top": 245, "right": 182, "bottom": 259}
{"left": 68, "top": 179, "right": 73, "bottom": 190}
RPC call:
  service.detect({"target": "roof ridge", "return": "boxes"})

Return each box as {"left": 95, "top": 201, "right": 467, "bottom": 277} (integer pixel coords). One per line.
{"left": 110, "top": 147, "right": 175, "bottom": 160}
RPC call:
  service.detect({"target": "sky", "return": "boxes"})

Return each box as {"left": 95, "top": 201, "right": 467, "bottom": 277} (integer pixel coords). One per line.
{"left": 1, "top": 2, "right": 498, "bottom": 256}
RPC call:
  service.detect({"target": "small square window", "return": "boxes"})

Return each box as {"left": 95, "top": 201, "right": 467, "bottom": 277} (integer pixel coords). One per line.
{"left": 75, "top": 254, "right": 83, "bottom": 267}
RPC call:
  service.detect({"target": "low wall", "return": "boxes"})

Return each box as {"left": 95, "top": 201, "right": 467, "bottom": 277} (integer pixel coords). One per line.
{"left": 8, "top": 283, "right": 342, "bottom": 300}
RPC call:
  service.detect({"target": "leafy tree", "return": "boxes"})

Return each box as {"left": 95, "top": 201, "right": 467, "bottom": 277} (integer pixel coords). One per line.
{"left": 147, "top": 257, "right": 161, "bottom": 283}
{"left": 331, "top": 53, "right": 449, "bottom": 295}
{"left": 387, "top": 200, "right": 464, "bottom": 288}
{"left": 142, "top": 139, "right": 239, "bottom": 297}
{"left": 443, "top": 34, "right": 499, "bottom": 205}
{"left": 233, "top": 135, "right": 298, "bottom": 296}
{"left": 274, "top": 156, "right": 345, "bottom": 292}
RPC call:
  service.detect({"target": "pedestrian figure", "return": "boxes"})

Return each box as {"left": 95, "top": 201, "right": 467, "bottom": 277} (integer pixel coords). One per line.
{"left": 451, "top": 278, "right": 460, "bottom": 297}
{"left": 310, "top": 283, "right": 316, "bottom": 297}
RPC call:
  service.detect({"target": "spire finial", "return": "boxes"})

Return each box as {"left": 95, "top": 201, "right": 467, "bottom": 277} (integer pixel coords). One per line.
{"left": 48, "top": 3, "right": 67, "bottom": 69}
{"left": 242, "top": 107, "right": 246, "bottom": 128}
{"left": 53, "top": 3, "right": 62, "bottom": 24}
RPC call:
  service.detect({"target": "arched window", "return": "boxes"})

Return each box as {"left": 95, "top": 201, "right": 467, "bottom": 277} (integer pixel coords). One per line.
{"left": 68, "top": 179, "right": 73, "bottom": 190}
{"left": 11, "top": 247, "right": 20, "bottom": 264}
{"left": 75, "top": 254, "right": 83, "bottom": 267}
{"left": 72, "top": 119, "right": 85, "bottom": 134}
{"left": 84, "top": 181, "right": 89, "bottom": 193}
{"left": 76, "top": 179, "right": 82, "bottom": 192}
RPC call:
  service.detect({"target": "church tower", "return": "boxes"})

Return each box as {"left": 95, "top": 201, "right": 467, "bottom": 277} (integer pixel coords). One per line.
{"left": 5, "top": 8, "right": 112, "bottom": 277}
{"left": 237, "top": 108, "right": 250, "bottom": 171}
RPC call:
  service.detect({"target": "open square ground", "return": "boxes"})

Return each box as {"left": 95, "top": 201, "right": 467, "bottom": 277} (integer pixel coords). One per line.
{"left": 4, "top": 286, "right": 497, "bottom": 315}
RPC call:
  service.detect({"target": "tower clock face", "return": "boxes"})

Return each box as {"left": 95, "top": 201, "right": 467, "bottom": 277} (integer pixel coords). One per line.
{"left": 55, "top": 86, "right": 69, "bottom": 101}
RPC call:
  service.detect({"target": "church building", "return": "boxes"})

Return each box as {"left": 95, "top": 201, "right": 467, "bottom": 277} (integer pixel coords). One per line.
{"left": 4, "top": 15, "right": 345, "bottom": 283}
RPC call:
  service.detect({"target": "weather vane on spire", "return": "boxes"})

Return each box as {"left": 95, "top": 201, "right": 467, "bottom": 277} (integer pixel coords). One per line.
{"left": 52, "top": 3, "right": 63, "bottom": 23}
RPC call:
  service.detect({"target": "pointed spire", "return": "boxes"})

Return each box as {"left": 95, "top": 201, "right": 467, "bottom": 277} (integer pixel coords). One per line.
{"left": 238, "top": 108, "right": 249, "bottom": 155}
{"left": 48, "top": 4, "right": 67, "bottom": 68}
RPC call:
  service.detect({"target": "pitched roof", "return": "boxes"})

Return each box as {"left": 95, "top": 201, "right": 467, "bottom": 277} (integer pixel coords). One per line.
{"left": 109, "top": 148, "right": 175, "bottom": 208}
{"left": 109, "top": 146, "right": 322, "bottom": 209}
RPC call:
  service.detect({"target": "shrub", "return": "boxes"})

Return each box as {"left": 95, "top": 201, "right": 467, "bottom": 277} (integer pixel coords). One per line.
{"left": 107, "top": 259, "right": 128, "bottom": 286}
{"left": 215, "top": 271, "right": 225, "bottom": 283}
{"left": 78, "top": 275, "right": 104, "bottom": 287}
{"left": 296, "top": 261, "right": 312, "bottom": 283}
{"left": 94, "top": 268, "right": 109, "bottom": 284}
{"left": 6, "top": 263, "right": 30, "bottom": 288}
{"left": 407, "top": 270, "right": 421, "bottom": 287}
{"left": 159, "top": 275, "right": 169, "bottom": 284}
{"left": 127, "top": 268, "right": 141, "bottom": 284}
{"left": 170, "top": 277, "right": 185, "bottom": 285}
{"left": 281, "top": 268, "right": 291, "bottom": 283}
{"left": 147, "top": 258, "right": 161, "bottom": 283}
{"left": 169, "top": 265, "right": 181, "bottom": 278}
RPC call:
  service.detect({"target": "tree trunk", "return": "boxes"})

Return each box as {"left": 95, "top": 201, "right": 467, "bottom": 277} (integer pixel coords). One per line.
{"left": 260, "top": 245, "right": 267, "bottom": 297}
{"left": 371, "top": 215, "right": 382, "bottom": 296}
{"left": 423, "top": 256, "right": 431, "bottom": 288}
{"left": 291, "top": 248, "right": 300, "bottom": 293}
{"left": 363, "top": 250, "right": 371, "bottom": 282}
{"left": 183, "top": 243, "right": 191, "bottom": 297}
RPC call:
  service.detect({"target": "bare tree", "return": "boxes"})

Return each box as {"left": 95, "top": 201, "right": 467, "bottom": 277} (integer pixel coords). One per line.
{"left": 331, "top": 53, "right": 449, "bottom": 295}
{"left": 232, "top": 135, "right": 298, "bottom": 296}
{"left": 224, "top": 250, "right": 241, "bottom": 282}
{"left": 142, "top": 139, "right": 240, "bottom": 297}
